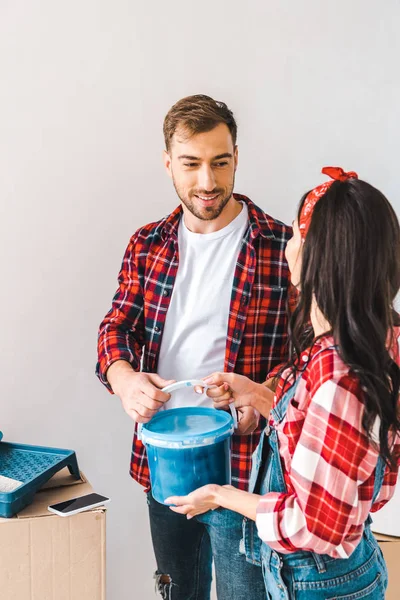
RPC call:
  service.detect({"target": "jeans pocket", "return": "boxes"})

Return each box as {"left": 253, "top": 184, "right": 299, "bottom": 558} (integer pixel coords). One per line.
{"left": 325, "top": 572, "right": 384, "bottom": 600}
{"left": 375, "top": 544, "right": 388, "bottom": 580}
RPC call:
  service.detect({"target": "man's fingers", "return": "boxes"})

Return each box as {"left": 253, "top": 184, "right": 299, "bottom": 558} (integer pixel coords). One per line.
{"left": 141, "top": 380, "right": 171, "bottom": 403}
{"left": 123, "top": 393, "right": 163, "bottom": 419}
{"left": 145, "top": 374, "right": 176, "bottom": 401}
{"left": 132, "top": 397, "right": 161, "bottom": 419}
{"left": 148, "top": 373, "right": 176, "bottom": 389}
{"left": 138, "top": 391, "right": 167, "bottom": 412}
{"left": 127, "top": 408, "right": 151, "bottom": 424}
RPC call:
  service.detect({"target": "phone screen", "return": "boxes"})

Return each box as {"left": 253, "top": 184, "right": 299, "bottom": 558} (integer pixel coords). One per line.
{"left": 49, "top": 493, "right": 109, "bottom": 513}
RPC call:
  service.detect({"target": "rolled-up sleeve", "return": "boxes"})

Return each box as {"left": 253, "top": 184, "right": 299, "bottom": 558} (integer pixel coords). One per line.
{"left": 96, "top": 234, "right": 145, "bottom": 391}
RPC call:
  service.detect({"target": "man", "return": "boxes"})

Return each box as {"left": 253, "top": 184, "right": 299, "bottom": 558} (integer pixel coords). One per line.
{"left": 96, "top": 95, "right": 291, "bottom": 600}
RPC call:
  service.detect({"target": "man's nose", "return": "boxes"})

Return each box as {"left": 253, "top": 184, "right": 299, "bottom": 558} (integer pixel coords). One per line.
{"left": 197, "top": 165, "right": 216, "bottom": 192}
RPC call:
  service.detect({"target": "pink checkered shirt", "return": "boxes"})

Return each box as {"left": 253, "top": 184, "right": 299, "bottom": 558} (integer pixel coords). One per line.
{"left": 256, "top": 330, "right": 400, "bottom": 558}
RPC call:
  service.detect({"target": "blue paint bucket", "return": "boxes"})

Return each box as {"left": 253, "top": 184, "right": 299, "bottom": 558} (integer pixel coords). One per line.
{"left": 140, "top": 405, "right": 235, "bottom": 504}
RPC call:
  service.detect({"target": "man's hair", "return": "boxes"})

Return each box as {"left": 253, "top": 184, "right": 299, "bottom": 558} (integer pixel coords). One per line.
{"left": 163, "top": 94, "right": 237, "bottom": 151}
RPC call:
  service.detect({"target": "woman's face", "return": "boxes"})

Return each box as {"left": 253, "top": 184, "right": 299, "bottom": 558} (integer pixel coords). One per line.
{"left": 285, "top": 218, "right": 303, "bottom": 287}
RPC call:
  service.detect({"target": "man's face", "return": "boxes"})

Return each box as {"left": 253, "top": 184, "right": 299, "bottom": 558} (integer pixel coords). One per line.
{"left": 164, "top": 123, "right": 238, "bottom": 221}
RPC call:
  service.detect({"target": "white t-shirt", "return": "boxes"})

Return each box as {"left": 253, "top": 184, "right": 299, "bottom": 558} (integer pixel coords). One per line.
{"left": 157, "top": 203, "right": 249, "bottom": 409}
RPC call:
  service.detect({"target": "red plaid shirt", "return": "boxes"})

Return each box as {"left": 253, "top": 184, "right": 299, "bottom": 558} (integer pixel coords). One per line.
{"left": 97, "top": 195, "right": 292, "bottom": 490}
{"left": 256, "top": 331, "right": 400, "bottom": 557}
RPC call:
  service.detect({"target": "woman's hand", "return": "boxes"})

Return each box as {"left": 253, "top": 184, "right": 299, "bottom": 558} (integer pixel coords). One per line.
{"left": 195, "top": 378, "right": 260, "bottom": 434}
{"left": 236, "top": 406, "right": 260, "bottom": 435}
{"left": 166, "top": 484, "right": 261, "bottom": 523}
{"left": 165, "top": 484, "right": 221, "bottom": 519}
{"left": 202, "top": 372, "right": 275, "bottom": 419}
{"left": 203, "top": 372, "right": 259, "bottom": 409}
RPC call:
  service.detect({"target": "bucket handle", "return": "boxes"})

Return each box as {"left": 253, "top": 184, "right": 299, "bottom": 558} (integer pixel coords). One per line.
{"left": 137, "top": 379, "right": 238, "bottom": 441}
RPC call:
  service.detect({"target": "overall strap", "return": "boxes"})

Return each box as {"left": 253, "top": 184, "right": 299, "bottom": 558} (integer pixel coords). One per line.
{"left": 372, "top": 455, "right": 386, "bottom": 504}
{"left": 271, "top": 345, "right": 338, "bottom": 424}
{"left": 365, "top": 455, "right": 387, "bottom": 528}
{"left": 271, "top": 376, "right": 302, "bottom": 423}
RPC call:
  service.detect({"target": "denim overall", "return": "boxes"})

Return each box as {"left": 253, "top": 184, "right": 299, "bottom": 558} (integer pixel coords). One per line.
{"left": 243, "top": 347, "right": 389, "bottom": 599}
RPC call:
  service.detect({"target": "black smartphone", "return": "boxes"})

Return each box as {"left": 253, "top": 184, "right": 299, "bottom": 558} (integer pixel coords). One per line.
{"left": 48, "top": 493, "right": 110, "bottom": 517}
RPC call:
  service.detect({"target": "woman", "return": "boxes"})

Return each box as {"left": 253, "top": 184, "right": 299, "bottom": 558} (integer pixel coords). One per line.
{"left": 166, "top": 167, "right": 400, "bottom": 599}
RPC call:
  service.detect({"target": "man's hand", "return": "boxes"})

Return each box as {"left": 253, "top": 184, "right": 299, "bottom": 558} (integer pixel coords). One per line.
{"left": 107, "top": 361, "right": 175, "bottom": 423}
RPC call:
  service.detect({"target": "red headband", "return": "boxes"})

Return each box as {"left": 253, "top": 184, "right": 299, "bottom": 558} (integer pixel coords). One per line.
{"left": 299, "top": 166, "right": 358, "bottom": 238}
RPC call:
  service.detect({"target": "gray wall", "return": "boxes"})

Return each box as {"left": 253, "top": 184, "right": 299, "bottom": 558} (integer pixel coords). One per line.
{"left": 1, "top": 1, "right": 399, "bottom": 599}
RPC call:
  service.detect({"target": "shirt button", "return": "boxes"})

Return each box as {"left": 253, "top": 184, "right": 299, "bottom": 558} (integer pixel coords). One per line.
{"left": 154, "top": 326, "right": 161, "bottom": 333}
{"left": 302, "top": 355, "right": 308, "bottom": 362}
{"left": 163, "top": 290, "right": 169, "bottom": 297}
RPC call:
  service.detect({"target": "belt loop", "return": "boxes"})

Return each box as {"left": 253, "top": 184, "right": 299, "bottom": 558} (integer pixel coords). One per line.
{"left": 263, "top": 545, "right": 273, "bottom": 571}
{"left": 311, "top": 551, "right": 327, "bottom": 573}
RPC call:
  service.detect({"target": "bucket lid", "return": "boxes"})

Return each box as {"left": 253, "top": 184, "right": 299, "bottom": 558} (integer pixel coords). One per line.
{"left": 140, "top": 407, "right": 234, "bottom": 449}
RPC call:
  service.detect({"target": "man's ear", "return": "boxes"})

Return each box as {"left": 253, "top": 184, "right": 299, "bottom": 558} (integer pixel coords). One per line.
{"left": 164, "top": 150, "right": 173, "bottom": 178}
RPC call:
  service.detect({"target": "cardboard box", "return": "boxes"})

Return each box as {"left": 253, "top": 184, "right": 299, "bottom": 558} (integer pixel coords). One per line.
{"left": 0, "top": 468, "right": 106, "bottom": 600}
{"left": 373, "top": 532, "right": 400, "bottom": 600}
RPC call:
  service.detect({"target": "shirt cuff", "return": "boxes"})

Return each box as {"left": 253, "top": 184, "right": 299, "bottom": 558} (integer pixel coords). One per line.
{"left": 96, "top": 352, "right": 140, "bottom": 393}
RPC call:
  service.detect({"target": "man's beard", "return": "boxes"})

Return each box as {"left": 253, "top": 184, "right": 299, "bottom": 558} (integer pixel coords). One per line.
{"left": 172, "top": 175, "right": 235, "bottom": 221}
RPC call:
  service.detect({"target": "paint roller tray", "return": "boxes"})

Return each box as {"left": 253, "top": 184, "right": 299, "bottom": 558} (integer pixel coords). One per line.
{"left": 0, "top": 431, "right": 80, "bottom": 518}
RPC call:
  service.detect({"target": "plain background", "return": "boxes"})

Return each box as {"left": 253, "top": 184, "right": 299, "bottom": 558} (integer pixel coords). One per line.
{"left": 1, "top": 1, "right": 400, "bottom": 598}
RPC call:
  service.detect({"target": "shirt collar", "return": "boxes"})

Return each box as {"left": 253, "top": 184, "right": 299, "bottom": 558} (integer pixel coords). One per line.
{"left": 299, "top": 334, "right": 335, "bottom": 365}
{"left": 161, "top": 205, "right": 181, "bottom": 241}
{"left": 161, "top": 194, "right": 275, "bottom": 241}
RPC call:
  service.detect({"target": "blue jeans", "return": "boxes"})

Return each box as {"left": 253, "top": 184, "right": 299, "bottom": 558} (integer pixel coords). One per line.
{"left": 260, "top": 526, "right": 388, "bottom": 600}
{"left": 147, "top": 492, "right": 265, "bottom": 600}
